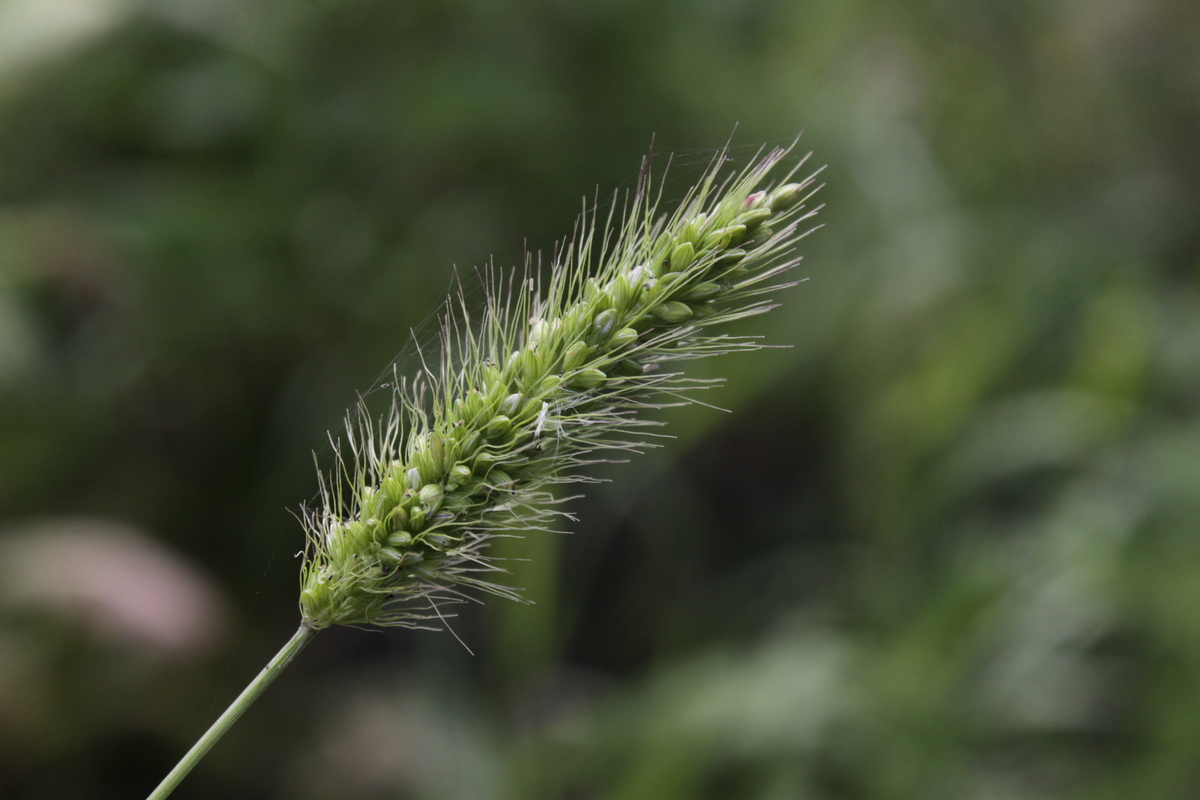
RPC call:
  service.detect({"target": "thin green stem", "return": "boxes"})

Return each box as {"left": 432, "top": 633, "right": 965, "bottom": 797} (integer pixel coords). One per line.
{"left": 147, "top": 624, "right": 318, "bottom": 800}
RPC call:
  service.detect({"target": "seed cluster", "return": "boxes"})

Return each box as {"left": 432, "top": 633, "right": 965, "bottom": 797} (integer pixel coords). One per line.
{"left": 299, "top": 147, "right": 821, "bottom": 630}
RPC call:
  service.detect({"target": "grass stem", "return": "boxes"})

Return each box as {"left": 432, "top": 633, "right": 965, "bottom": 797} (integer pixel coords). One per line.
{"left": 146, "top": 624, "right": 318, "bottom": 800}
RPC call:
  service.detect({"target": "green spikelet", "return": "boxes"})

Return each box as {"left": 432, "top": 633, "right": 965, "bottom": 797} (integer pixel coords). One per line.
{"left": 298, "top": 144, "right": 823, "bottom": 630}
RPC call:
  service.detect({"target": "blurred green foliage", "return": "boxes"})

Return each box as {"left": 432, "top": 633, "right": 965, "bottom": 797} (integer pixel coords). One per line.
{"left": 1, "top": 0, "right": 1199, "bottom": 798}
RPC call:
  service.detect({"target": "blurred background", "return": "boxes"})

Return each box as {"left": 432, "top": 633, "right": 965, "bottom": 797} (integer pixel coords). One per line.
{"left": 0, "top": 0, "right": 1198, "bottom": 797}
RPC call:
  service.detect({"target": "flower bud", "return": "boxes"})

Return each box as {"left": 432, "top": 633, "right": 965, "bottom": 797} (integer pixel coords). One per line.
{"left": 703, "top": 224, "right": 745, "bottom": 250}
{"left": 489, "top": 469, "right": 515, "bottom": 488}
{"left": 486, "top": 415, "right": 513, "bottom": 440}
{"left": 440, "top": 438, "right": 460, "bottom": 472}
{"left": 387, "top": 505, "right": 410, "bottom": 531}
{"left": 563, "top": 342, "right": 589, "bottom": 370}
{"left": 614, "top": 359, "right": 644, "bottom": 376}
{"left": 719, "top": 264, "right": 749, "bottom": 280}
{"left": 768, "top": 182, "right": 804, "bottom": 212}
{"left": 378, "top": 547, "right": 406, "bottom": 565}
{"left": 679, "top": 214, "right": 705, "bottom": 245}
{"left": 610, "top": 327, "right": 638, "bottom": 348}
{"left": 409, "top": 562, "right": 443, "bottom": 581}
{"left": 527, "top": 318, "right": 549, "bottom": 346}
{"left": 668, "top": 242, "right": 696, "bottom": 272}
{"left": 408, "top": 504, "right": 426, "bottom": 531}
{"left": 590, "top": 309, "right": 618, "bottom": 344}
{"left": 481, "top": 362, "right": 502, "bottom": 388}
{"left": 406, "top": 467, "right": 421, "bottom": 491}
{"left": 572, "top": 367, "right": 606, "bottom": 389}
{"left": 654, "top": 301, "right": 694, "bottom": 324}
{"left": 413, "top": 453, "right": 439, "bottom": 484}
{"left": 535, "top": 374, "right": 561, "bottom": 396}
{"left": 448, "top": 464, "right": 472, "bottom": 486}
{"left": 424, "top": 533, "right": 453, "bottom": 549}
{"left": 611, "top": 273, "right": 637, "bottom": 310}
{"left": 473, "top": 448, "right": 501, "bottom": 468}
{"left": 735, "top": 207, "right": 772, "bottom": 231}
{"left": 690, "top": 303, "right": 717, "bottom": 320}
{"left": 563, "top": 303, "right": 590, "bottom": 337}
{"left": 500, "top": 392, "right": 523, "bottom": 416}
{"left": 715, "top": 248, "right": 747, "bottom": 265}
{"left": 418, "top": 483, "right": 444, "bottom": 513}
{"left": 427, "top": 432, "right": 445, "bottom": 469}
{"left": 521, "top": 396, "right": 543, "bottom": 418}
{"left": 455, "top": 392, "right": 484, "bottom": 423}
{"left": 743, "top": 190, "right": 766, "bottom": 210}
{"left": 359, "top": 485, "right": 380, "bottom": 518}
{"left": 387, "top": 531, "right": 413, "bottom": 548}
{"left": 684, "top": 282, "right": 723, "bottom": 302}
{"left": 381, "top": 476, "right": 404, "bottom": 504}
{"left": 457, "top": 429, "right": 482, "bottom": 455}
{"left": 744, "top": 227, "right": 773, "bottom": 249}
{"left": 584, "top": 278, "right": 601, "bottom": 302}
{"left": 657, "top": 271, "right": 685, "bottom": 289}
{"left": 301, "top": 585, "right": 330, "bottom": 613}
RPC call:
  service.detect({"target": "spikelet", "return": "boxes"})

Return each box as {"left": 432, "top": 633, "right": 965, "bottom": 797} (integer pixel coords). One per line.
{"left": 298, "top": 144, "right": 823, "bottom": 630}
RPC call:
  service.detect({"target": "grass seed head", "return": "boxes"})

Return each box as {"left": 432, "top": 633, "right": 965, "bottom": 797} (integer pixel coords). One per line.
{"left": 298, "top": 143, "right": 823, "bottom": 631}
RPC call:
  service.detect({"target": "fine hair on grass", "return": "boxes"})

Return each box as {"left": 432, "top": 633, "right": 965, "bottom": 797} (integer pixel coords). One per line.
{"left": 146, "top": 140, "right": 823, "bottom": 800}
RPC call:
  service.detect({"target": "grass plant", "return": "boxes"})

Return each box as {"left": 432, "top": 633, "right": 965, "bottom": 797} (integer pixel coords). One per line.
{"left": 146, "top": 142, "right": 822, "bottom": 800}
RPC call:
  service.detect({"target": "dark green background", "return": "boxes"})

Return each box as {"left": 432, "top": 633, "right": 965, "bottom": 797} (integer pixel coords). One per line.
{"left": 1, "top": 0, "right": 1198, "bottom": 797}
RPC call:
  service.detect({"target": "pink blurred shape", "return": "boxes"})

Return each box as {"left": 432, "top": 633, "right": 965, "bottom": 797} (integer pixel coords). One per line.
{"left": 0, "top": 517, "right": 227, "bottom": 656}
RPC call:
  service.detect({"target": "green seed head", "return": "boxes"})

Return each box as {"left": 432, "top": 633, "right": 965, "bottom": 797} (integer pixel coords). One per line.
{"left": 297, "top": 143, "right": 821, "bottom": 630}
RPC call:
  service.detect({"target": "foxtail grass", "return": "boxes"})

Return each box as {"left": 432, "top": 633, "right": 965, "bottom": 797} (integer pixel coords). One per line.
{"left": 147, "top": 142, "right": 822, "bottom": 800}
